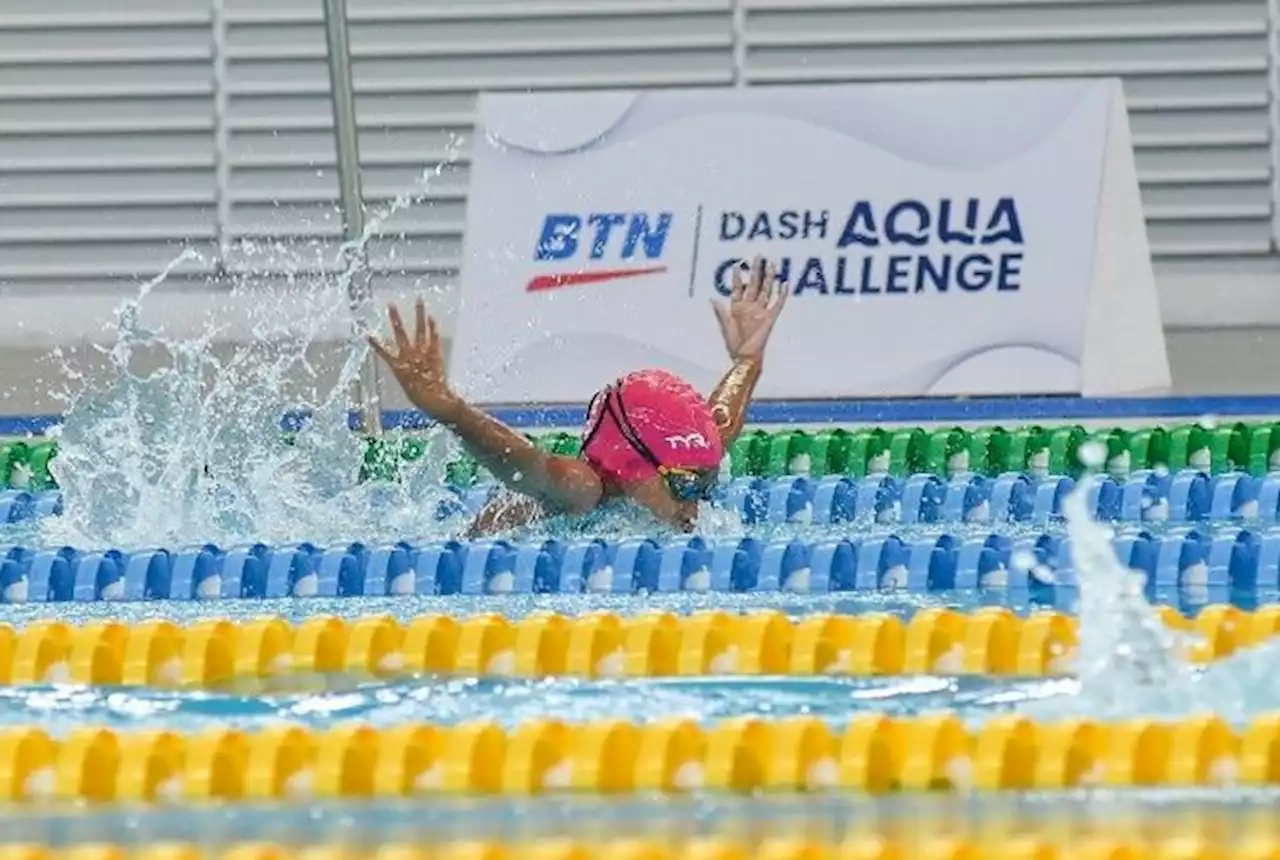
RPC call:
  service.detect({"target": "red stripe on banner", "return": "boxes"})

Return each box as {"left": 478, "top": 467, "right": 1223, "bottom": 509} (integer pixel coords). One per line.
{"left": 525, "top": 266, "right": 667, "bottom": 292}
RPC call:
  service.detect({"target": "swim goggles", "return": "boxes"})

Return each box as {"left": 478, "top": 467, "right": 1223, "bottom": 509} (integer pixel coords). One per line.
{"left": 586, "top": 382, "right": 720, "bottom": 503}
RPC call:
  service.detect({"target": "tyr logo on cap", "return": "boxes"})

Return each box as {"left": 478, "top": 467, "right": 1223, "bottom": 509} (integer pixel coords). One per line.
{"left": 665, "top": 432, "right": 710, "bottom": 449}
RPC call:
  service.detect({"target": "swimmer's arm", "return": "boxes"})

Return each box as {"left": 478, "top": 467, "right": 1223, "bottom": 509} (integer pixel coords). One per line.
{"left": 435, "top": 397, "right": 603, "bottom": 515}
{"left": 465, "top": 493, "right": 545, "bottom": 538}
{"left": 707, "top": 355, "right": 763, "bottom": 448}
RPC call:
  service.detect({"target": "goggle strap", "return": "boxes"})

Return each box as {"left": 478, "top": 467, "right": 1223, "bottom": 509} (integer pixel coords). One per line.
{"left": 581, "top": 387, "right": 609, "bottom": 452}
{"left": 607, "top": 383, "right": 664, "bottom": 471}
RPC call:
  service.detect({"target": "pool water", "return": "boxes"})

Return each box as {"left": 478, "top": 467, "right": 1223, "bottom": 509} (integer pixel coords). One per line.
{"left": 0, "top": 579, "right": 1277, "bottom": 733}
{"left": 3, "top": 257, "right": 1279, "bottom": 853}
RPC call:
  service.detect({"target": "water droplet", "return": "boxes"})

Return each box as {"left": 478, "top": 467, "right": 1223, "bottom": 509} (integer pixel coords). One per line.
{"left": 1031, "top": 563, "right": 1055, "bottom": 584}
{"left": 1077, "top": 440, "right": 1107, "bottom": 469}
{"left": 40, "top": 172, "right": 462, "bottom": 550}
{"left": 1010, "top": 549, "right": 1036, "bottom": 572}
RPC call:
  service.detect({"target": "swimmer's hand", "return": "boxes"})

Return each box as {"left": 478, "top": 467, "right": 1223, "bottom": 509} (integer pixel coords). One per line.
{"left": 367, "top": 298, "right": 461, "bottom": 419}
{"left": 711, "top": 255, "right": 789, "bottom": 361}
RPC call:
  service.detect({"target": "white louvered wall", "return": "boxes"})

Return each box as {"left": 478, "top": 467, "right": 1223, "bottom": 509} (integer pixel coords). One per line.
{"left": 740, "top": 0, "right": 1277, "bottom": 282}
{"left": 0, "top": 0, "right": 1276, "bottom": 318}
{"left": 0, "top": 0, "right": 218, "bottom": 294}
{"left": 217, "top": 0, "right": 734, "bottom": 295}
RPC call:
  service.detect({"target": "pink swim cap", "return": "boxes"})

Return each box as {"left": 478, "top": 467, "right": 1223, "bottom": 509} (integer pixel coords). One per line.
{"left": 581, "top": 369, "right": 725, "bottom": 486}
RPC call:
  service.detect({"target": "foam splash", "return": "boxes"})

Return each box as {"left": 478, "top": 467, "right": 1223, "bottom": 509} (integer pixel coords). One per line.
{"left": 1036, "top": 477, "right": 1196, "bottom": 716}
{"left": 1023, "top": 471, "right": 1280, "bottom": 722}
{"left": 38, "top": 166, "right": 466, "bottom": 551}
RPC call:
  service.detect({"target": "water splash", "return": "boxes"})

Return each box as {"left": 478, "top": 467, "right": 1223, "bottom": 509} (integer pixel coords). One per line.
{"left": 1020, "top": 470, "right": 1280, "bottom": 723}
{"left": 1039, "top": 477, "right": 1197, "bottom": 717}
{"left": 38, "top": 165, "right": 468, "bottom": 551}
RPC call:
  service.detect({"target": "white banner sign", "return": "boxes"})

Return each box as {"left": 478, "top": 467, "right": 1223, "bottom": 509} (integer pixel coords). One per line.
{"left": 452, "top": 81, "right": 1170, "bottom": 404}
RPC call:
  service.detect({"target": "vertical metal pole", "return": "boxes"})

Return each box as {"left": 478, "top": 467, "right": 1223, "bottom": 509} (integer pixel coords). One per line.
{"left": 210, "top": 0, "right": 230, "bottom": 273}
{"left": 322, "top": 0, "right": 383, "bottom": 435}
{"left": 729, "top": 0, "right": 747, "bottom": 88}
{"left": 1270, "top": 0, "right": 1280, "bottom": 251}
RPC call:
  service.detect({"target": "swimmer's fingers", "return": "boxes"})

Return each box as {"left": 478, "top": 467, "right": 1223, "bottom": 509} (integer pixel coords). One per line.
{"left": 710, "top": 298, "right": 737, "bottom": 351}
{"left": 766, "top": 262, "right": 788, "bottom": 314}
{"left": 413, "top": 298, "right": 429, "bottom": 350}
{"left": 427, "top": 315, "right": 444, "bottom": 362}
{"left": 730, "top": 263, "right": 747, "bottom": 301}
{"left": 760, "top": 261, "right": 780, "bottom": 307}
{"left": 772, "top": 273, "right": 790, "bottom": 316}
{"left": 388, "top": 303, "right": 411, "bottom": 352}
{"left": 743, "top": 255, "right": 765, "bottom": 302}
{"left": 366, "top": 334, "right": 397, "bottom": 367}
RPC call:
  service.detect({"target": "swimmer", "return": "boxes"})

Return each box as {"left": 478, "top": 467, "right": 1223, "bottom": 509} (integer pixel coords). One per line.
{"left": 368, "top": 257, "right": 789, "bottom": 536}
